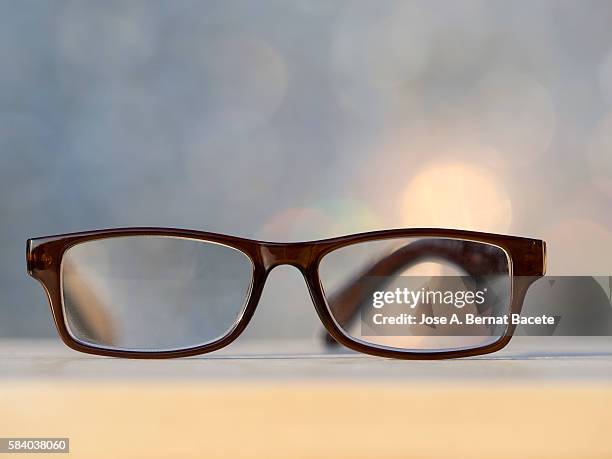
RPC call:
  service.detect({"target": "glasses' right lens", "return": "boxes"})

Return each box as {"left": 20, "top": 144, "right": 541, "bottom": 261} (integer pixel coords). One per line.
{"left": 318, "top": 237, "right": 512, "bottom": 353}
{"left": 61, "top": 236, "right": 253, "bottom": 352}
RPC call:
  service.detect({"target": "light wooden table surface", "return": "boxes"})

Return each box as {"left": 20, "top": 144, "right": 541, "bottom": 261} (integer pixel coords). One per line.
{"left": 1, "top": 337, "right": 611, "bottom": 459}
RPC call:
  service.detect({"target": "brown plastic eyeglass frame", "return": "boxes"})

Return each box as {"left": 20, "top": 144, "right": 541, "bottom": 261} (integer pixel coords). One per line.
{"left": 27, "top": 228, "right": 546, "bottom": 360}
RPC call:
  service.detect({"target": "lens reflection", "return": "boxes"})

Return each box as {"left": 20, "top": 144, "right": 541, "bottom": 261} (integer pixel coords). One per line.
{"left": 61, "top": 236, "right": 253, "bottom": 352}
{"left": 319, "top": 237, "right": 511, "bottom": 352}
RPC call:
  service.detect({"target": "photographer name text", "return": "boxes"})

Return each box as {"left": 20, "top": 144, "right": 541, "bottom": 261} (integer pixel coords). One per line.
{"left": 372, "top": 313, "right": 556, "bottom": 326}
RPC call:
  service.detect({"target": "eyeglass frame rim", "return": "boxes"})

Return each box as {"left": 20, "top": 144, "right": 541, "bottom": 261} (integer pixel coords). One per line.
{"left": 26, "top": 227, "right": 546, "bottom": 360}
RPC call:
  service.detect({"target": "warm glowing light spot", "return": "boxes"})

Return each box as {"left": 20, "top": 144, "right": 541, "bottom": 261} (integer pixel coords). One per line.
{"left": 312, "top": 198, "right": 384, "bottom": 236}
{"left": 259, "top": 199, "right": 384, "bottom": 242}
{"left": 258, "top": 208, "right": 332, "bottom": 242}
{"left": 401, "top": 163, "right": 512, "bottom": 233}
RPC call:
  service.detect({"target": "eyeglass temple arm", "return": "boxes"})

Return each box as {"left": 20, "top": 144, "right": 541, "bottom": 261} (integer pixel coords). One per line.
{"left": 322, "top": 239, "right": 505, "bottom": 346}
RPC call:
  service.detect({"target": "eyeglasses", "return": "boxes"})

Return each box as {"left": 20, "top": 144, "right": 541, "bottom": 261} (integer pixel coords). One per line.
{"left": 26, "top": 228, "right": 546, "bottom": 359}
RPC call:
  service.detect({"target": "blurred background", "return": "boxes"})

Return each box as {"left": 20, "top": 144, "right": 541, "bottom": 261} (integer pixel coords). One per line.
{"left": 1, "top": 0, "right": 611, "bottom": 340}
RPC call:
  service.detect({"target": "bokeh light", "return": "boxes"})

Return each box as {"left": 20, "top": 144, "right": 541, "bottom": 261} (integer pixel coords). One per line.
{"left": 542, "top": 219, "right": 612, "bottom": 275}
{"left": 331, "top": 1, "right": 432, "bottom": 120}
{"left": 599, "top": 46, "right": 612, "bottom": 104}
{"left": 401, "top": 162, "right": 512, "bottom": 233}
{"left": 188, "top": 35, "right": 288, "bottom": 132}
{"left": 587, "top": 112, "right": 612, "bottom": 199}
{"left": 475, "top": 70, "right": 556, "bottom": 168}
{"left": 259, "top": 198, "right": 383, "bottom": 241}
{"left": 258, "top": 207, "right": 332, "bottom": 241}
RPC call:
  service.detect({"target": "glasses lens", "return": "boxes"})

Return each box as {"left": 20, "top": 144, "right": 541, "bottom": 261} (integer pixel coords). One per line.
{"left": 61, "top": 236, "right": 253, "bottom": 352}
{"left": 318, "top": 237, "right": 511, "bottom": 352}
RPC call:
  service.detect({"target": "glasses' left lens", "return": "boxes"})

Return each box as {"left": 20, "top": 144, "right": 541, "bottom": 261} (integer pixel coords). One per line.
{"left": 318, "top": 237, "right": 512, "bottom": 353}
{"left": 61, "top": 236, "right": 253, "bottom": 352}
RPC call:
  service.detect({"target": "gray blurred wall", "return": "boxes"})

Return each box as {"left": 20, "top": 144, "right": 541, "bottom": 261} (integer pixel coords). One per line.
{"left": 1, "top": 0, "right": 611, "bottom": 338}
